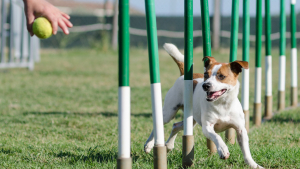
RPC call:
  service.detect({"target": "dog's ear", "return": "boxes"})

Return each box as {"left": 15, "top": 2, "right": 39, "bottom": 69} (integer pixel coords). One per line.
{"left": 202, "top": 56, "right": 216, "bottom": 68}
{"left": 230, "top": 60, "right": 248, "bottom": 75}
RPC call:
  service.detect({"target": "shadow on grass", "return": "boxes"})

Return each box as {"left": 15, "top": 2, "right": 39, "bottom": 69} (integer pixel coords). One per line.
{"left": 265, "top": 111, "right": 300, "bottom": 124}
{"left": 52, "top": 147, "right": 144, "bottom": 164}
{"left": 23, "top": 111, "right": 155, "bottom": 118}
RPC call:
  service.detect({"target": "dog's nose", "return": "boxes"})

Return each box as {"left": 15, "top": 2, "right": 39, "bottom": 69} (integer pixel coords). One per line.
{"left": 202, "top": 83, "right": 212, "bottom": 91}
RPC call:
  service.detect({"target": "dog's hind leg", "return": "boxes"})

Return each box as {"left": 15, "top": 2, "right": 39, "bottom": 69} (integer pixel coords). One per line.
{"left": 165, "top": 120, "right": 196, "bottom": 152}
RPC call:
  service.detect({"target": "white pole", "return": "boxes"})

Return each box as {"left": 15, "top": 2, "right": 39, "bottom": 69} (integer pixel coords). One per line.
{"left": 265, "top": 56, "right": 272, "bottom": 97}
{"left": 151, "top": 83, "right": 165, "bottom": 146}
{"left": 291, "top": 49, "right": 297, "bottom": 89}
{"left": 255, "top": 67, "right": 262, "bottom": 104}
{"left": 118, "top": 87, "right": 131, "bottom": 158}
{"left": 184, "top": 80, "right": 193, "bottom": 135}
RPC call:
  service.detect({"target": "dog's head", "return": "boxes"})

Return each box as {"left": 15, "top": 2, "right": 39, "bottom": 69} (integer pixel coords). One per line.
{"left": 202, "top": 56, "right": 248, "bottom": 102}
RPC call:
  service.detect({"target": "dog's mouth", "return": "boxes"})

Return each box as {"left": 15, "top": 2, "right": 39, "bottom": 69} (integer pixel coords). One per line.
{"left": 206, "top": 89, "right": 227, "bottom": 102}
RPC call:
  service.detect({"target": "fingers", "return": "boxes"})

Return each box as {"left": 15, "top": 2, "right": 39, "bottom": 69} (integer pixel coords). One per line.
{"left": 58, "top": 19, "right": 69, "bottom": 35}
{"left": 61, "top": 12, "right": 70, "bottom": 20}
{"left": 26, "top": 12, "right": 35, "bottom": 36}
{"left": 62, "top": 17, "right": 73, "bottom": 28}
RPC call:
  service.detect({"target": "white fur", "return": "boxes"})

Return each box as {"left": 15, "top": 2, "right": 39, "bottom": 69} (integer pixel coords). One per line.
{"left": 144, "top": 44, "right": 264, "bottom": 169}
{"left": 163, "top": 43, "right": 184, "bottom": 63}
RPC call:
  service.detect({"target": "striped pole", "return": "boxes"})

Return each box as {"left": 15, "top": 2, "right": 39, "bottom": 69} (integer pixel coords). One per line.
{"left": 145, "top": 0, "right": 167, "bottom": 168}
{"left": 242, "top": 0, "right": 250, "bottom": 132}
{"left": 278, "top": 0, "right": 286, "bottom": 111}
{"left": 265, "top": 0, "right": 273, "bottom": 118}
{"left": 0, "top": 0, "right": 7, "bottom": 62}
{"left": 182, "top": 0, "right": 194, "bottom": 167}
{"left": 117, "top": 0, "right": 132, "bottom": 168}
{"left": 290, "top": 0, "right": 297, "bottom": 107}
{"left": 200, "top": 0, "right": 216, "bottom": 155}
{"left": 226, "top": 0, "right": 239, "bottom": 144}
{"left": 254, "top": 0, "right": 262, "bottom": 126}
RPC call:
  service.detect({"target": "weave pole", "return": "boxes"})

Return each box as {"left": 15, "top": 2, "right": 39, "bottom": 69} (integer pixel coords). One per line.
{"left": 264, "top": 0, "right": 273, "bottom": 119}
{"left": 144, "top": 0, "right": 167, "bottom": 168}
{"left": 117, "top": 0, "right": 132, "bottom": 168}
{"left": 241, "top": 0, "right": 250, "bottom": 132}
{"left": 225, "top": 0, "right": 239, "bottom": 144}
{"left": 290, "top": 0, "right": 297, "bottom": 107}
{"left": 0, "top": 0, "right": 6, "bottom": 62}
{"left": 200, "top": 0, "right": 216, "bottom": 154}
{"left": 182, "top": 0, "right": 194, "bottom": 167}
{"left": 254, "top": 0, "right": 262, "bottom": 126}
{"left": 278, "top": 0, "right": 286, "bottom": 111}
{"left": 9, "top": 0, "right": 13, "bottom": 63}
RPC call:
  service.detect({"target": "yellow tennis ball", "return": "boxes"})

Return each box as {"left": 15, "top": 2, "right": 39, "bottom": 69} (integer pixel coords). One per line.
{"left": 32, "top": 17, "right": 53, "bottom": 39}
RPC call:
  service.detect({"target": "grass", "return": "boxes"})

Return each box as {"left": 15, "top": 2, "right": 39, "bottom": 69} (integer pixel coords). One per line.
{"left": 0, "top": 47, "right": 299, "bottom": 168}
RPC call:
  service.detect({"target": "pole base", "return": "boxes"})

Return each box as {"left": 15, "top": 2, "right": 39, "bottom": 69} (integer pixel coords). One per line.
{"left": 264, "top": 96, "right": 272, "bottom": 119}
{"left": 182, "top": 135, "right": 194, "bottom": 168}
{"left": 291, "top": 87, "right": 298, "bottom": 107}
{"left": 225, "top": 128, "right": 235, "bottom": 144}
{"left": 206, "top": 138, "right": 216, "bottom": 155}
{"left": 243, "top": 110, "right": 249, "bottom": 132}
{"left": 117, "top": 157, "right": 132, "bottom": 169}
{"left": 278, "top": 91, "right": 285, "bottom": 111}
{"left": 253, "top": 103, "right": 261, "bottom": 126}
{"left": 153, "top": 145, "right": 167, "bottom": 169}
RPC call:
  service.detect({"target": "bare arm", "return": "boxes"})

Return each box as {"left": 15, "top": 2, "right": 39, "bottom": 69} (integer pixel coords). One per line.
{"left": 23, "top": 0, "right": 72, "bottom": 36}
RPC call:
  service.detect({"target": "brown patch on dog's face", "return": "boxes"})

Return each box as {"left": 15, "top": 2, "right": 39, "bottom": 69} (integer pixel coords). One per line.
{"left": 203, "top": 59, "right": 249, "bottom": 86}
{"left": 216, "top": 64, "right": 239, "bottom": 86}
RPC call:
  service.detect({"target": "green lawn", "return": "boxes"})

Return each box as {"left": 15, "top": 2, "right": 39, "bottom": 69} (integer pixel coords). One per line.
{"left": 0, "top": 47, "right": 299, "bottom": 168}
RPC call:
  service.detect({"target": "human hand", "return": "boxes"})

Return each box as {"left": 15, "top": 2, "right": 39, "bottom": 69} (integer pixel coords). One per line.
{"left": 23, "top": 0, "right": 73, "bottom": 36}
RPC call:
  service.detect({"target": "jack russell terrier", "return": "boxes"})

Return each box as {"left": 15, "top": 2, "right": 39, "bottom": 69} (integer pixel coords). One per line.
{"left": 144, "top": 43, "right": 263, "bottom": 168}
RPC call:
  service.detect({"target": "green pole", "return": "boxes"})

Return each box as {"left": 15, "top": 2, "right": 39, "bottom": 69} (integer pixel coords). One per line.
{"left": 229, "top": 0, "right": 239, "bottom": 62}
{"left": 242, "top": 0, "right": 249, "bottom": 63}
{"left": 278, "top": 0, "right": 286, "bottom": 110}
{"left": 182, "top": 0, "right": 194, "bottom": 167}
{"left": 145, "top": 0, "right": 160, "bottom": 84}
{"left": 265, "top": 0, "right": 271, "bottom": 56}
{"left": 264, "top": 0, "right": 273, "bottom": 118}
{"left": 117, "top": 0, "right": 132, "bottom": 168}
{"left": 241, "top": 0, "right": 250, "bottom": 132}
{"left": 291, "top": 2, "right": 296, "bottom": 49}
{"left": 255, "top": 0, "right": 262, "bottom": 68}
{"left": 290, "top": 0, "right": 297, "bottom": 106}
{"left": 280, "top": 0, "right": 286, "bottom": 56}
{"left": 118, "top": 0, "right": 130, "bottom": 87}
{"left": 200, "top": 0, "right": 211, "bottom": 57}
{"left": 184, "top": 0, "right": 193, "bottom": 81}
{"left": 226, "top": 0, "right": 239, "bottom": 144}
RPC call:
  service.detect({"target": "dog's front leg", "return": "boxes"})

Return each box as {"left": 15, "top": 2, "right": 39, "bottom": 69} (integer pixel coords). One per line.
{"left": 202, "top": 124, "right": 230, "bottom": 159}
{"left": 236, "top": 127, "right": 264, "bottom": 168}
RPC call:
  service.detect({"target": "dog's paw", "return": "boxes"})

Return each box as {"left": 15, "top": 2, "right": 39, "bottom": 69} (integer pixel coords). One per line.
{"left": 165, "top": 142, "right": 174, "bottom": 153}
{"left": 144, "top": 142, "right": 154, "bottom": 154}
{"left": 217, "top": 145, "right": 230, "bottom": 160}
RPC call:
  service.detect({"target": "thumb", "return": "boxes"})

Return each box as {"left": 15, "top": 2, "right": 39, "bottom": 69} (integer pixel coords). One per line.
{"left": 26, "top": 13, "right": 35, "bottom": 36}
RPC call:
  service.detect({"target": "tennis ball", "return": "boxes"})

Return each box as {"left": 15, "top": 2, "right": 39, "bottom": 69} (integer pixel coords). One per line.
{"left": 32, "top": 17, "right": 52, "bottom": 39}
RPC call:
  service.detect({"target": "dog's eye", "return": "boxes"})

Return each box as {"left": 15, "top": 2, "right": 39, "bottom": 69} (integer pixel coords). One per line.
{"left": 204, "top": 72, "right": 209, "bottom": 79}
{"left": 217, "top": 74, "right": 226, "bottom": 80}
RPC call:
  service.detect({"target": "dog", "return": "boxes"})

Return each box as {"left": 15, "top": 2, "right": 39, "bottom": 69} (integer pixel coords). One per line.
{"left": 144, "top": 43, "right": 263, "bottom": 168}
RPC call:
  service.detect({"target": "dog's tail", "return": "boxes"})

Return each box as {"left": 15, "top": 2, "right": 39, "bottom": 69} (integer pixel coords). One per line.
{"left": 163, "top": 43, "right": 184, "bottom": 76}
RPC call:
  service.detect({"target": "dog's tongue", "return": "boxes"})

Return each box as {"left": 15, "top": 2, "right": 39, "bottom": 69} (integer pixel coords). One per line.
{"left": 208, "top": 91, "right": 223, "bottom": 99}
